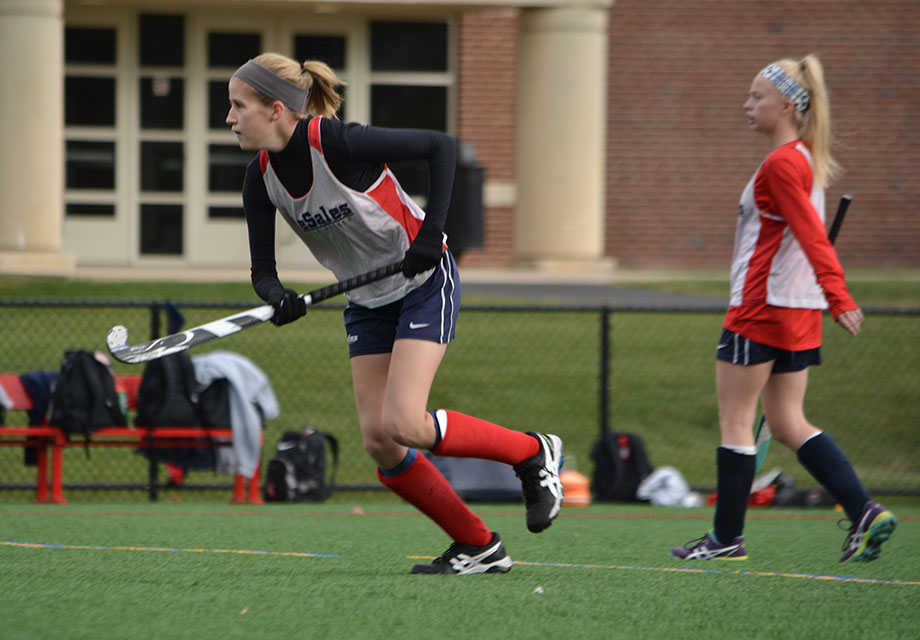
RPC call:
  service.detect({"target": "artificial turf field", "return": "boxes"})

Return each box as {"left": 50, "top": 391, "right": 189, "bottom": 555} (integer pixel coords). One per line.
{"left": 1, "top": 500, "right": 917, "bottom": 639}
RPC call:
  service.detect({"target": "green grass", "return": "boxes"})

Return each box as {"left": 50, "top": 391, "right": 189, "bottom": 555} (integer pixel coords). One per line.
{"left": 0, "top": 500, "right": 917, "bottom": 639}
{"left": 1, "top": 273, "right": 917, "bottom": 636}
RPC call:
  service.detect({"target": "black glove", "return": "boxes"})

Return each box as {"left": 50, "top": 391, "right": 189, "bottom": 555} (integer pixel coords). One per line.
{"left": 267, "top": 288, "right": 307, "bottom": 326}
{"left": 401, "top": 228, "right": 444, "bottom": 278}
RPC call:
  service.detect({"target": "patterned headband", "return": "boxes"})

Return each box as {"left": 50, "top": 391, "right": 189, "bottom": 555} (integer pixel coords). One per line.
{"left": 759, "top": 63, "right": 811, "bottom": 114}
{"left": 233, "top": 60, "right": 310, "bottom": 112}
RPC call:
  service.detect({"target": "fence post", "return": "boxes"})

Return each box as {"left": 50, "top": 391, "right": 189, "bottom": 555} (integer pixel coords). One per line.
{"left": 599, "top": 307, "right": 611, "bottom": 438}
{"left": 149, "top": 300, "right": 161, "bottom": 341}
{"left": 147, "top": 301, "right": 161, "bottom": 502}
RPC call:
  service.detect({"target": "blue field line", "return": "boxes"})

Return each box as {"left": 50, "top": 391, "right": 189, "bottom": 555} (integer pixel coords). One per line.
{"left": 508, "top": 558, "right": 920, "bottom": 586}
{"left": 0, "top": 540, "right": 342, "bottom": 558}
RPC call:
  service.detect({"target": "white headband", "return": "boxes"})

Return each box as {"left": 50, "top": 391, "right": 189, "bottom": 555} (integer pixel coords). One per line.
{"left": 760, "top": 64, "right": 810, "bottom": 114}
{"left": 233, "top": 60, "right": 310, "bottom": 113}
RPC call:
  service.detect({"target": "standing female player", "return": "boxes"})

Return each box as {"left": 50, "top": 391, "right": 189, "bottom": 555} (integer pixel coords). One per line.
{"left": 227, "top": 53, "right": 564, "bottom": 574}
{"left": 670, "top": 55, "right": 896, "bottom": 562}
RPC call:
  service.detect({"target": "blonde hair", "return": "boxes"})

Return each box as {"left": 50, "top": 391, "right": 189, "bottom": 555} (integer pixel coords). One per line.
{"left": 249, "top": 52, "right": 345, "bottom": 119}
{"left": 772, "top": 54, "right": 840, "bottom": 187}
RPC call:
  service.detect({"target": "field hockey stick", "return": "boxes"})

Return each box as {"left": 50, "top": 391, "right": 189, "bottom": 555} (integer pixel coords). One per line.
{"left": 754, "top": 194, "right": 852, "bottom": 471}
{"left": 106, "top": 261, "right": 403, "bottom": 364}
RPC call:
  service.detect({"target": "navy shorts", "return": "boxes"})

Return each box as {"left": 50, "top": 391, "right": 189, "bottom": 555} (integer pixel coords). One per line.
{"left": 716, "top": 328, "right": 821, "bottom": 373}
{"left": 343, "top": 251, "right": 460, "bottom": 357}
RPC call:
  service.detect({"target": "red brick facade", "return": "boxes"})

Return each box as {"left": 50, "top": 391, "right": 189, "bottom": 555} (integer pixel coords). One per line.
{"left": 456, "top": 10, "right": 518, "bottom": 266}
{"left": 457, "top": 2, "right": 919, "bottom": 269}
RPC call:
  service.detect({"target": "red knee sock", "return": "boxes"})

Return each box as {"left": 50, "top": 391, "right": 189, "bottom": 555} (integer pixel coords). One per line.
{"left": 377, "top": 449, "right": 492, "bottom": 546}
{"left": 430, "top": 410, "right": 539, "bottom": 465}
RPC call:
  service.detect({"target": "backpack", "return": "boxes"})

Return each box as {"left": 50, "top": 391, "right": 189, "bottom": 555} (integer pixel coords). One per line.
{"left": 263, "top": 428, "right": 339, "bottom": 503}
{"left": 198, "top": 378, "right": 231, "bottom": 428}
{"left": 48, "top": 350, "right": 127, "bottom": 440}
{"left": 590, "top": 432, "right": 654, "bottom": 502}
{"left": 135, "top": 353, "right": 202, "bottom": 428}
{"left": 135, "top": 353, "right": 228, "bottom": 470}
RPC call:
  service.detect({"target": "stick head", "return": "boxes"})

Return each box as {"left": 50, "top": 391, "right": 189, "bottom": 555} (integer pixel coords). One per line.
{"left": 106, "top": 325, "right": 129, "bottom": 352}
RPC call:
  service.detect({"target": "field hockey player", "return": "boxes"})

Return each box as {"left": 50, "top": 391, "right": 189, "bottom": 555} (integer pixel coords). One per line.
{"left": 226, "top": 53, "right": 564, "bottom": 574}
{"left": 669, "top": 54, "right": 896, "bottom": 563}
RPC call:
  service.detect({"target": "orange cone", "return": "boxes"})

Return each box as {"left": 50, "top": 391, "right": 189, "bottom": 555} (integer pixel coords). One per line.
{"left": 561, "top": 470, "right": 591, "bottom": 507}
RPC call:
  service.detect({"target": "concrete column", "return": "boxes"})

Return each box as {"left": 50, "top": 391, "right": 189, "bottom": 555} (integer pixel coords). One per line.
{"left": 514, "top": 6, "right": 612, "bottom": 273}
{"left": 0, "top": 0, "right": 74, "bottom": 275}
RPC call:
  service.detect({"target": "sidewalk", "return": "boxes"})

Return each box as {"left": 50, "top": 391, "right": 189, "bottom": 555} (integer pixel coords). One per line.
{"left": 72, "top": 264, "right": 728, "bottom": 285}
{"left": 67, "top": 264, "right": 919, "bottom": 308}
{"left": 73, "top": 264, "right": 730, "bottom": 309}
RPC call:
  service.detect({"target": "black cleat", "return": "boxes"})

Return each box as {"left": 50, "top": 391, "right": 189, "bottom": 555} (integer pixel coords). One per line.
{"left": 411, "top": 532, "right": 513, "bottom": 574}
{"left": 514, "top": 432, "right": 564, "bottom": 533}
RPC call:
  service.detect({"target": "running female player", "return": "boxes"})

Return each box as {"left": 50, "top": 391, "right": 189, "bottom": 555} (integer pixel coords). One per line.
{"left": 227, "top": 53, "right": 564, "bottom": 574}
{"left": 670, "top": 55, "right": 896, "bottom": 562}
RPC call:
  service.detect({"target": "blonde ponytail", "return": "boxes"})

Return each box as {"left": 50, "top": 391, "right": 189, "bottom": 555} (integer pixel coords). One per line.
{"left": 249, "top": 53, "right": 346, "bottom": 119}
{"left": 302, "top": 60, "right": 345, "bottom": 119}
{"left": 774, "top": 54, "right": 841, "bottom": 187}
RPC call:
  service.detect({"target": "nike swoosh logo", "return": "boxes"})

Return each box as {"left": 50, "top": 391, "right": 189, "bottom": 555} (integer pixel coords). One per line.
{"left": 717, "top": 344, "right": 729, "bottom": 350}
{"left": 409, "top": 322, "right": 430, "bottom": 330}
{"left": 276, "top": 442, "right": 297, "bottom": 451}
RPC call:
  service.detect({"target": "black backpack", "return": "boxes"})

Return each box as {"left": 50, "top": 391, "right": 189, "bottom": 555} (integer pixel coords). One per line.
{"left": 263, "top": 428, "right": 339, "bottom": 503}
{"left": 590, "top": 432, "right": 654, "bottom": 502}
{"left": 135, "top": 353, "right": 202, "bottom": 428}
{"left": 197, "top": 378, "right": 231, "bottom": 428}
{"left": 48, "top": 350, "right": 127, "bottom": 440}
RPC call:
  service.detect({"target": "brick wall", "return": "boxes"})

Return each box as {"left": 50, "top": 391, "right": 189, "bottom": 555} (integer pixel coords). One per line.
{"left": 455, "top": 3, "right": 918, "bottom": 269}
{"left": 455, "top": 10, "right": 518, "bottom": 266}
{"left": 605, "top": 0, "right": 920, "bottom": 268}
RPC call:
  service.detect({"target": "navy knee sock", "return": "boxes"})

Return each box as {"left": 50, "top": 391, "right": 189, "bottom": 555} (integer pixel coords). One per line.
{"left": 796, "top": 432, "right": 869, "bottom": 522}
{"left": 713, "top": 447, "right": 755, "bottom": 544}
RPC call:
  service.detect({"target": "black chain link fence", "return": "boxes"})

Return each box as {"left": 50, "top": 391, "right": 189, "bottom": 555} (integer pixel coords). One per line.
{"left": 1, "top": 300, "right": 917, "bottom": 502}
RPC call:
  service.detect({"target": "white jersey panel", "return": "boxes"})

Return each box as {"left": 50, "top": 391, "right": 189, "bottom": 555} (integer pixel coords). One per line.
{"left": 729, "top": 143, "right": 827, "bottom": 310}
{"left": 261, "top": 125, "right": 429, "bottom": 308}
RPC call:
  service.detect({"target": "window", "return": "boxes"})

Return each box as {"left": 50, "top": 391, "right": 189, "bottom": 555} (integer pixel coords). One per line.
{"left": 369, "top": 21, "right": 451, "bottom": 196}
{"left": 371, "top": 85, "right": 447, "bottom": 131}
{"left": 370, "top": 22, "right": 447, "bottom": 72}
{"left": 208, "top": 32, "right": 261, "bottom": 68}
{"left": 140, "top": 204, "right": 184, "bottom": 254}
{"left": 139, "top": 14, "right": 184, "bottom": 67}
{"left": 66, "top": 141, "right": 115, "bottom": 190}
{"left": 294, "top": 35, "right": 346, "bottom": 70}
{"left": 141, "top": 141, "right": 183, "bottom": 192}
{"left": 62, "top": 13, "right": 454, "bottom": 263}
{"left": 208, "top": 144, "right": 252, "bottom": 192}
{"left": 140, "top": 76, "right": 184, "bottom": 129}
{"left": 65, "top": 27, "right": 116, "bottom": 64}
{"left": 64, "top": 26, "right": 118, "bottom": 219}
{"left": 65, "top": 77, "right": 116, "bottom": 127}
{"left": 138, "top": 14, "right": 185, "bottom": 256}
{"left": 208, "top": 80, "right": 231, "bottom": 130}
{"left": 66, "top": 203, "right": 116, "bottom": 217}
{"left": 206, "top": 31, "right": 263, "bottom": 220}
{"left": 208, "top": 206, "right": 245, "bottom": 219}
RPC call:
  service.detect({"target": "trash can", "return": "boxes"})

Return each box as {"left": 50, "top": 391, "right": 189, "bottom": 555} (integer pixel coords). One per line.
{"left": 444, "top": 141, "right": 484, "bottom": 260}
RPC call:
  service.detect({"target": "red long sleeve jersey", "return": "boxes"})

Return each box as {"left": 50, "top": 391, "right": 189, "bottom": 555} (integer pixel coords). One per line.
{"left": 723, "top": 141, "right": 857, "bottom": 351}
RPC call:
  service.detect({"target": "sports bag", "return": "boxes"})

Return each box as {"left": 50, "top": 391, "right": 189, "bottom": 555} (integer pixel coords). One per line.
{"left": 48, "top": 350, "right": 127, "bottom": 440}
{"left": 590, "top": 431, "right": 654, "bottom": 502}
{"left": 263, "top": 428, "right": 339, "bottom": 503}
{"left": 135, "top": 353, "right": 227, "bottom": 471}
{"left": 134, "top": 352, "right": 202, "bottom": 428}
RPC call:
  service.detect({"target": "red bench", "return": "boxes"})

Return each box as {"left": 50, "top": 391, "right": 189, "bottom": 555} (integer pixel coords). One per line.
{"left": 0, "top": 373, "right": 262, "bottom": 504}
